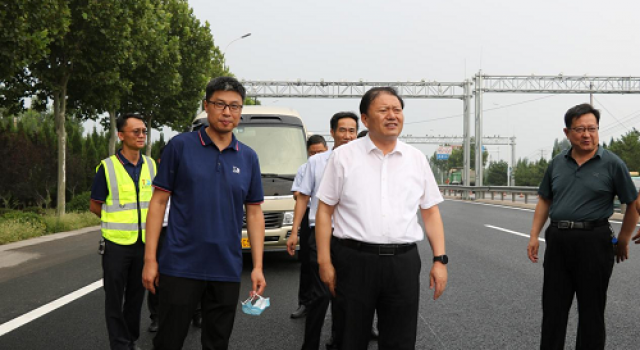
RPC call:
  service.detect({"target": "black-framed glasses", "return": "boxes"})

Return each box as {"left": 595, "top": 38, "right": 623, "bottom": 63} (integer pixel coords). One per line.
{"left": 123, "top": 129, "right": 148, "bottom": 136}
{"left": 206, "top": 100, "right": 243, "bottom": 112}
{"left": 571, "top": 126, "right": 598, "bottom": 134}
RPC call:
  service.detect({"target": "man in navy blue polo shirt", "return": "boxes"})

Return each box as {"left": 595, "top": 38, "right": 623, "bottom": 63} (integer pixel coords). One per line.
{"left": 142, "top": 76, "right": 266, "bottom": 350}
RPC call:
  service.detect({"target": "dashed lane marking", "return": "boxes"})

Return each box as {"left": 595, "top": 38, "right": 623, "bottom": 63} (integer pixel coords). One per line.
{"left": 0, "top": 279, "right": 102, "bottom": 337}
{"left": 484, "top": 224, "right": 546, "bottom": 242}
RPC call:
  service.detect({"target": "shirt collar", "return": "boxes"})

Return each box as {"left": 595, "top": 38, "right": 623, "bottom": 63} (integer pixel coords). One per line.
{"left": 363, "top": 134, "right": 404, "bottom": 156}
{"left": 564, "top": 145, "right": 602, "bottom": 160}
{"left": 115, "top": 149, "right": 144, "bottom": 166}
{"left": 198, "top": 125, "right": 239, "bottom": 151}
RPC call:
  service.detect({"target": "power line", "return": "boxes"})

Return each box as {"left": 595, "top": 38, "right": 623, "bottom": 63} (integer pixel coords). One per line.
{"left": 405, "top": 95, "right": 557, "bottom": 125}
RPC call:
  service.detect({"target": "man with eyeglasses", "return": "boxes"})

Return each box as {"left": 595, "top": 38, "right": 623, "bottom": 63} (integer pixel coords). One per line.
{"left": 90, "top": 113, "right": 157, "bottom": 350}
{"left": 143, "top": 76, "right": 266, "bottom": 350}
{"left": 527, "top": 103, "right": 639, "bottom": 350}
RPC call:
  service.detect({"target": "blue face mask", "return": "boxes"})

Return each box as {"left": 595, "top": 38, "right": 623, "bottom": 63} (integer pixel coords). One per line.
{"left": 241, "top": 295, "right": 270, "bottom": 316}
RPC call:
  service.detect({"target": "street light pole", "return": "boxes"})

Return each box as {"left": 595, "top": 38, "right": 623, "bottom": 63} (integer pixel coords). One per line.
{"left": 223, "top": 33, "right": 251, "bottom": 71}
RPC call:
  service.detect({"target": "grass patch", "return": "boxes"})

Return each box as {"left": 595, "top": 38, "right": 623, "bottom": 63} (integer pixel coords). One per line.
{"left": 0, "top": 210, "right": 100, "bottom": 245}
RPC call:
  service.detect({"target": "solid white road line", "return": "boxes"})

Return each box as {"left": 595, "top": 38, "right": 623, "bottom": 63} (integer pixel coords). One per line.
{"left": 484, "top": 224, "right": 546, "bottom": 242}
{"left": 0, "top": 279, "right": 103, "bottom": 337}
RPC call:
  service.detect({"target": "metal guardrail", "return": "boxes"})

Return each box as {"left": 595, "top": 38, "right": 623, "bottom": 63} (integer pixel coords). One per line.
{"left": 439, "top": 185, "right": 539, "bottom": 203}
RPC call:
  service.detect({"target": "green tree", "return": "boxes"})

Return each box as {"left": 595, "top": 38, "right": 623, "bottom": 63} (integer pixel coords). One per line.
{"left": 486, "top": 160, "right": 508, "bottom": 186}
{"left": 0, "top": 0, "right": 70, "bottom": 81}
{"left": 551, "top": 138, "right": 570, "bottom": 157}
{"left": 606, "top": 129, "right": 640, "bottom": 172}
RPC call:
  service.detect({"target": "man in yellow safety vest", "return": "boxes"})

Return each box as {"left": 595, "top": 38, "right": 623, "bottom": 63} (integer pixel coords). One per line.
{"left": 90, "top": 113, "right": 156, "bottom": 350}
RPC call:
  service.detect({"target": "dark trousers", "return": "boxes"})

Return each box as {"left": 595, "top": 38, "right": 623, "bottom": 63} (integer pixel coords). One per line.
{"left": 333, "top": 237, "right": 421, "bottom": 350}
{"left": 301, "top": 228, "right": 343, "bottom": 350}
{"left": 153, "top": 275, "right": 240, "bottom": 350}
{"left": 541, "top": 225, "right": 615, "bottom": 350}
{"left": 298, "top": 208, "right": 312, "bottom": 306}
{"left": 102, "top": 239, "right": 146, "bottom": 350}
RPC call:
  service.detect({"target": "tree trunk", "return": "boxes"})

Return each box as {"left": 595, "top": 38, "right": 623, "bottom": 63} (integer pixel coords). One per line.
{"left": 108, "top": 110, "right": 117, "bottom": 156}
{"left": 54, "top": 72, "right": 70, "bottom": 217}
{"left": 146, "top": 114, "right": 153, "bottom": 157}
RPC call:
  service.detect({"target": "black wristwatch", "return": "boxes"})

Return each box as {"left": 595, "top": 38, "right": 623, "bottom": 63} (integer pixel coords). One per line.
{"left": 433, "top": 255, "right": 448, "bottom": 265}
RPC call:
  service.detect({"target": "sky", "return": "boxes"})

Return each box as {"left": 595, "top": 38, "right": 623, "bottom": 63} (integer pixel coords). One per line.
{"left": 175, "top": 0, "right": 640, "bottom": 164}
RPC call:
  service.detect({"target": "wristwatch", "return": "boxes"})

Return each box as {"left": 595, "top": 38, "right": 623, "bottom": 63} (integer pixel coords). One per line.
{"left": 433, "top": 255, "right": 448, "bottom": 265}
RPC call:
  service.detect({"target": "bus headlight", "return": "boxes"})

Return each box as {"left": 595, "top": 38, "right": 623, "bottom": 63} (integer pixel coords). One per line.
{"left": 283, "top": 211, "right": 294, "bottom": 226}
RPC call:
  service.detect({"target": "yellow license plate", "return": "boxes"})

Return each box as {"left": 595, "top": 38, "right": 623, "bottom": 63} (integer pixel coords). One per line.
{"left": 241, "top": 238, "right": 251, "bottom": 248}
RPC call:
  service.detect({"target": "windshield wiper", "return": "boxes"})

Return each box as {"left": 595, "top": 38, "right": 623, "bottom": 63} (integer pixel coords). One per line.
{"left": 261, "top": 173, "right": 295, "bottom": 181}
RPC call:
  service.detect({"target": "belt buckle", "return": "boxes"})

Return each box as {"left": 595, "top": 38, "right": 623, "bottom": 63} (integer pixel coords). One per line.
{"left": 378, "top": 246, "right": 395, "bottom": 256}
{"left": 558, "top": 221, "right": 572, "bottom": 229}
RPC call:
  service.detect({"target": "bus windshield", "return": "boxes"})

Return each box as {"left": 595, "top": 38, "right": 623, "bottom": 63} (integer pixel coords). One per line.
{"left": 233, "top": 124, "right": 307, "bottom": 176}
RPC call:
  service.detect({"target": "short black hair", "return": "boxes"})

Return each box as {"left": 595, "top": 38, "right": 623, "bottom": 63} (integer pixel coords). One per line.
{"left": 116, "top": 113, "right": 145, "bottom": 132}
{"left": 307, "top": 134, "right": 327, "bottom": 149}
{"left": 329, "top": 111, "right": 359, "bottom": 132}
{"left": 564, "top": 103, "right": 600, "bottom": 128}
{"left": 357, "top": 130, "right": 369, "bottom": 138}
{"left": 205, "top": 76, "right": 246, "bottom": 101}
{"left": 359, "top": 87, "right": 404, "bottom": 115}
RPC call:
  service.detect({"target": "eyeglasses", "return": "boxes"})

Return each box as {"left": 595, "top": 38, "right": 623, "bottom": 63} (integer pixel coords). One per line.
{"left": 123, "top": 129, "right": 148, "bottom": 136}
{"left": 571, "top": 126, "right": 598, "bottom": 134}
{"left": 206, "top": 100, "right": 243, "bottom": 112}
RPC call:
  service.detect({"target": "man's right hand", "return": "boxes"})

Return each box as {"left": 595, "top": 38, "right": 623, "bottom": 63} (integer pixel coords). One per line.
{"left": 319, "top": 262, "right": 336, "bottom": 297}
{"left": 286, "top": 233, "right": 298, "bottom": 256}
{"left": 142, "top": 260, "right": 159, "bottom": 294}
{"left": 527, "top": 237, "right": 539, "bottom": 263}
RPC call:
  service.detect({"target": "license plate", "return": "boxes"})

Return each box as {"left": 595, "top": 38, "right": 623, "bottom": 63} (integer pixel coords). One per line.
{"left": 241, "top": 238, "right": 251, "bottom": 248}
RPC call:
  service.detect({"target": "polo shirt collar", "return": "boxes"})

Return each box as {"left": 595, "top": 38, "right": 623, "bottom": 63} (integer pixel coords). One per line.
{"left": 198, "top": 125, "right": 239, "bottom": 151}
{"left": 363, "top": 134, "right": 404, "bottom": 156}
{"left": 564, "top": 145, "right": 602, "bottom": 160}
{"left": 115, "top": 149, "right": 144, "bottom": 167}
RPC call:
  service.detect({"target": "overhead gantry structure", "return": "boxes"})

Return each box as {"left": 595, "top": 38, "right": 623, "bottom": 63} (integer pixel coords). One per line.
{"left": 243, "top": 73, "right": 640, "bottom": 190}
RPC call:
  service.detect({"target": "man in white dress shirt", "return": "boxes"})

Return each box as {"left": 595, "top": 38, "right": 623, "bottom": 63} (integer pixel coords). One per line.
{"left": 315, "top": 87, "right": 448, "bottom": 350}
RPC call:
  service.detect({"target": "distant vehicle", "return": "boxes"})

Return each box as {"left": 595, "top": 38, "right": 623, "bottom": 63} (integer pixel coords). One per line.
{"left": 448, "top": 167, "right": 476, "bottom": 186}
{"left": 192, "top": 106, "right": 308, "bottom": 252}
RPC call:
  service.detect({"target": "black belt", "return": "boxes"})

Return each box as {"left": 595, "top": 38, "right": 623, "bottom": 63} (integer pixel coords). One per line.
{"left": 550, "top": 219, "right": 609, "bottom": 230}
{"left": 338, "top": 238, "right": 416, "bottom": 256}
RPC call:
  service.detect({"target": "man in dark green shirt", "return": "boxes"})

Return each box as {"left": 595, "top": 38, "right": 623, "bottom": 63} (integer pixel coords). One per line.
{"left": 527, "top": 103, "right": 639, "bottom": 350}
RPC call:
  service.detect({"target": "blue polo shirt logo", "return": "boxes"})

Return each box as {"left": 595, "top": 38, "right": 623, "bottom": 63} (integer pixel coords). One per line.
{"left": 233, "top": 166, "right": 240, "bottom": 174}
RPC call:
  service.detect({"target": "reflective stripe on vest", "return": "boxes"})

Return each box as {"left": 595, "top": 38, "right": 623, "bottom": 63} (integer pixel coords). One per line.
{"left": 100, "top": 154, "right": 156, "bottom": 245}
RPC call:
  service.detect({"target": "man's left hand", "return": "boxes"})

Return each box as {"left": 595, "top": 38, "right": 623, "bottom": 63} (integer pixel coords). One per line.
{"left": 250, "top": 268, "right": 266, "bottom": 296}
{"left": 429, "top": 262, "right": 448, "bottom": 300}
{"left": 616, "top": 240, "right": 629, "bottom": 263}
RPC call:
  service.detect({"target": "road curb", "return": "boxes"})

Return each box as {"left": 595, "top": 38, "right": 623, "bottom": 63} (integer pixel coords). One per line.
{"left": 0, "top": 226, "right": 100, "bottom": 252}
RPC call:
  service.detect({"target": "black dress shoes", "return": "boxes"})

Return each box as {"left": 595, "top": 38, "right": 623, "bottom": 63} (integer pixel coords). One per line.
{"left": 290, "top": 305, "right": 308, "bottom": 319}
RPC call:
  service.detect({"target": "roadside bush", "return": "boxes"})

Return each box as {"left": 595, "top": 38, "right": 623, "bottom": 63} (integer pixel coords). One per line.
{"left": 0, "top": 208, "right": 17, "bottom": 216}
{"left": 42, "top": 211, "right": 100, "bottom": 234}
{"left": 67, "top": 191, "right": 92, "bottom": 212}
{"left": 0, "top": 219, "right": 46, "bottom": 244}
{"left": 0, "top": 211, "right": 100, "bottom": 245}
{"left": 22, "top": 206, "right": 46, "bottom": 215}
{"left": 3, "top": 211, "right": 45, "bottom": 226}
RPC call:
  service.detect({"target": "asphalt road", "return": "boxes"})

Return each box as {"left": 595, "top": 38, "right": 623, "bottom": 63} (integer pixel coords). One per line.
{"left": 1, "top": 200, "right": 639, "bottom": 349}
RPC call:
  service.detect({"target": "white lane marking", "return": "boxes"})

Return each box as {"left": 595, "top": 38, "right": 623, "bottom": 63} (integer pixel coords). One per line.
{"left": 0, "top": 279, "right": 102, "bottom": 337}
{"left": 484, "top": 224, "right": 546, "bottom": 242}
{"left": 445, "top": 199, "right": 629, "bottom": 225}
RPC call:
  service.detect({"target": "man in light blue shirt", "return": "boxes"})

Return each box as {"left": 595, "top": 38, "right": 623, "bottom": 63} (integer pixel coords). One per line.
{"left": 290, "top": 135, "right": 328, "bottom": 319}
{"left": 287, "top": 112, "right": 358, "bottom": 350}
